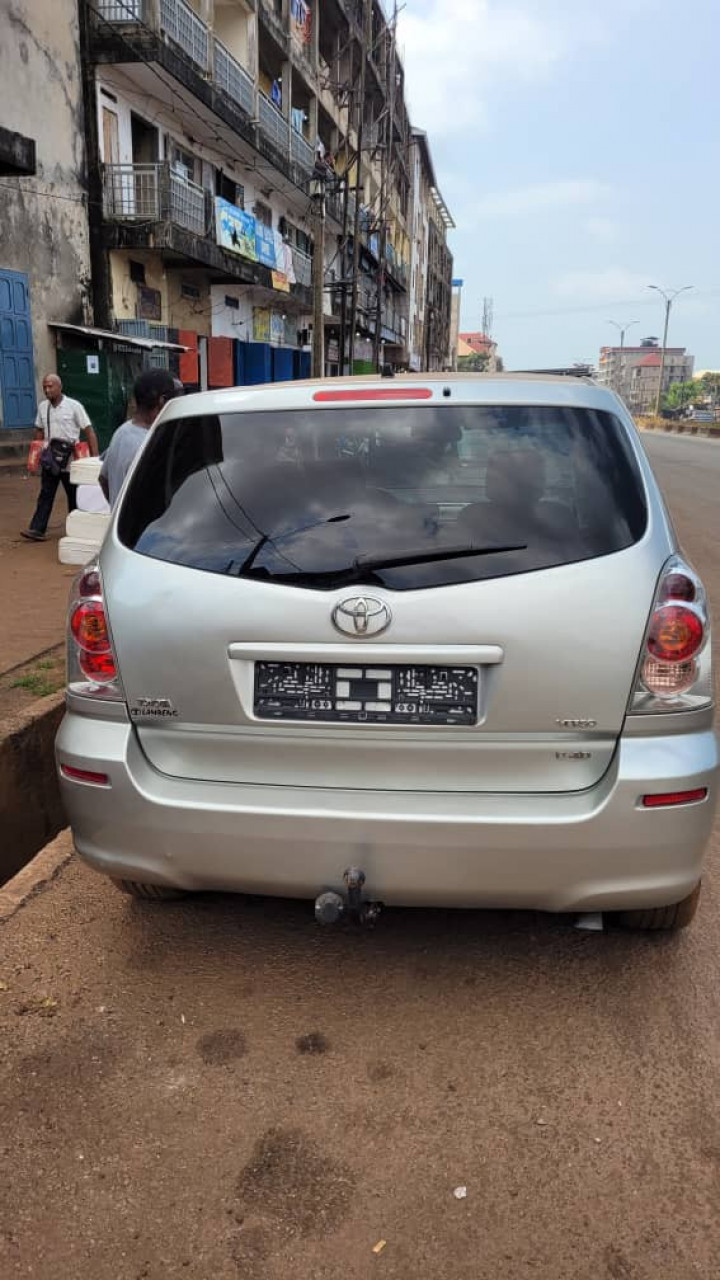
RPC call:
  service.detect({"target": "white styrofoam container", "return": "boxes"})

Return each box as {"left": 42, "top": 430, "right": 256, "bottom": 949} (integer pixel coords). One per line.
{"left": 66, "top": 510, "right": 110, "bottom": 540}
{"left": 69, "top": 457, "right": 103, "bottom": 486}
{"left": 58, "top": 537, "right": 103, "bottom": 566}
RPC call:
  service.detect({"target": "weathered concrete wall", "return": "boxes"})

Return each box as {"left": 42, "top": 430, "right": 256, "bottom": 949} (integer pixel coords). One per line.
{"left": 0, "top": 692, "right": 66, "bottom": 886}
{"left": 0, "top": 0, "right": 92, "bottom": 391}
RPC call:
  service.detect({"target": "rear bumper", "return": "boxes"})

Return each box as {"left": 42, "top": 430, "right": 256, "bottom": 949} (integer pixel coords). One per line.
{"left": 56, "top": 712, "right": 719, "bottom": 912}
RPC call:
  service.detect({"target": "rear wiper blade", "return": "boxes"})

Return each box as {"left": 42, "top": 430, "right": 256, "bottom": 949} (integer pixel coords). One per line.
{"left": 354, "top": 543, "right": 527, "bottom": 573}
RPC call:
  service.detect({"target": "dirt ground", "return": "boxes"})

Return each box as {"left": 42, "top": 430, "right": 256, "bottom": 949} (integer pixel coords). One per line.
{"left": 0, "top": 474, "right": 77, "bottom": 675}
{"left": 2, "top": 435, "right": 720, "bottom": 1278}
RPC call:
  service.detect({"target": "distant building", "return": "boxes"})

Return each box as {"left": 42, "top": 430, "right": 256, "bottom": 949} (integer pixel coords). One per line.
{"left": 597, "top": 338, "right": 694, "bottom": 412}
{"left": 458, "top": 331, "right": 499, "bottom": 370}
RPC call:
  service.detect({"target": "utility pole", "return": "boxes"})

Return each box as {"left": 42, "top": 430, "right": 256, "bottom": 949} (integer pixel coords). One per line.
{"left": 648, "top": 284, "right": 693, "bottom": 418}
{"left": 373, "top": 9, "right": 396, "bottom": 372}
{"left": 311, "top": 172, "right": 327, "bottom": 378}
{"left": 607, "top": 319, "right": 638, "bottom": 394}
{"left": 347, "top": 0, "right": 372, "bottom": 377}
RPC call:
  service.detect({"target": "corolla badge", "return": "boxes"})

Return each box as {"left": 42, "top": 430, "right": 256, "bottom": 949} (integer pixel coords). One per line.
{"left": 332, "top": 596, "right": 392, "bottom": 637}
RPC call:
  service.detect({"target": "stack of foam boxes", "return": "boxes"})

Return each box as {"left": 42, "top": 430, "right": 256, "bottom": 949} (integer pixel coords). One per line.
{"left": 58, "top": 457, "right": 111, "bottom": 566}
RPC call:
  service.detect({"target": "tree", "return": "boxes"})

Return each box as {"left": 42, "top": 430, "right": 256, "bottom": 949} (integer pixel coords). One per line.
{"left": 663, "top": 381, "right": 696, "bottom": 414}
{"left": 457, "top": 351, "right": 489, "bottom": 372}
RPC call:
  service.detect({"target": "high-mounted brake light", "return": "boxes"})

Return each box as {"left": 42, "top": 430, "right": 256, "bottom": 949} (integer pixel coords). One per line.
{"left": 312, "top": 388, "right": 433, "bottom": 402}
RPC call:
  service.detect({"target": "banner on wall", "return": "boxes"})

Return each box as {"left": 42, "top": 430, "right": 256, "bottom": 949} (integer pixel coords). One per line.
{"left": 215, "top": 197, "right": 257, "bottom": 261}
{"left": 271, "top": 271, "right": 291, "bottom": 293}
{"left": 253, "top": 308, "right": 271, "bottom": 343}
{"left": 255, "top": 222, "right": 277, "bottom": 269}
{"left": 270, "top": 312, "right": 286, "bottom": 345}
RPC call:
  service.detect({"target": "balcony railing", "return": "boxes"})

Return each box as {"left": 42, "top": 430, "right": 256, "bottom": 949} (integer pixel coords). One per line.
{"left": 213, "top": 38, "right": 255, "bottom": 115}
{"left": 291, "top": 245, "right": 312, "bottom": 288}
{"left": 291, "top": 129, "right": 315, "bottom": 175}
{"left": 103, "top": 162, "right": 206, "bottom": 236}
{"left": 96, "top": 0, "right": 145, "bottom": 18}
{"left": 259, "top": 92, "right": 289, "bottom": 154}
{"left": 160, "top": 0, "right": 209, "bottom": 71}
{"left": 104, "top": 163, "right": 160, "bottom": 219}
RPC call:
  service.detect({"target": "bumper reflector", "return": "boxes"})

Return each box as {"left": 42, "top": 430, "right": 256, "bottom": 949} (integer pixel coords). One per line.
{"left": 642, "top": 788, "right": 707, "bottom": 809}
{"left": 60, "top": 765, "right": 110, "bottom": 787}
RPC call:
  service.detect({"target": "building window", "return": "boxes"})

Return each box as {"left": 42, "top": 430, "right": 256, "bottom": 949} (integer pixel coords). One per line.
{"left": 224, "top": 295, "right": 240, "bottom": 310}
{"left": 254, "top": 200, "right": 272, "bottom": 228}
{"left": 181, "top": 282, "right": 201, "bottom": 301}
{"left": 129, "top": 260, "right": 146, "bottom": 285}
{"left": 216, "top": 171, "right": 244, "bottom": 208}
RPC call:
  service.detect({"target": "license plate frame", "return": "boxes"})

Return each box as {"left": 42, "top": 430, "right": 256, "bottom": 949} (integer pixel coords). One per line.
{"left": 253, "top": 661, "right": 479, "bottom": 726}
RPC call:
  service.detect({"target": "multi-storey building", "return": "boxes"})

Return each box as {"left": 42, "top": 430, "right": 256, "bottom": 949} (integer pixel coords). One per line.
{"left": 407, "top": 129, "right": 453, "bottom": 372}
{"left": 0, "top": 0, "right": 455, "bottom": 438}
{"left": 597, "top": 338, "right": 694, "bottom": 413}
{"left": 0, "top": 0, "right": 93, "bottom": 431}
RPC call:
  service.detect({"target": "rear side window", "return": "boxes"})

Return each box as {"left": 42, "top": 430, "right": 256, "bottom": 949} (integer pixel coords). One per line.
{"left": 118, "top": 405, "right": 648, "bottom": 591}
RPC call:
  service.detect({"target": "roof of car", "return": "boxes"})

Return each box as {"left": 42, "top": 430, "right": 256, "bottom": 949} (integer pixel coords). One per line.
{"left": 162, "top": 372, "right": 624, "bottom": 424}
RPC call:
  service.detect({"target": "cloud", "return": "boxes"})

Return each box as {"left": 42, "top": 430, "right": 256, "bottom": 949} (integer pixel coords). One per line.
{"left": 397, "top": 0, "right": 576, "bottom": 135}
{"left": 552, "top": 266, "right": 652, "bottom": 302}
{"left": 584, "top": 216, "right": 620, "bottom": 244}
{"left": 472, "top": 179, "right": 612, "bottom": 219}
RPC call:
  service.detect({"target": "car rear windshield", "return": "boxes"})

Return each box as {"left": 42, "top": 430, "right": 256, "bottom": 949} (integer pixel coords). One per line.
{"left": 118, "top": 404, "right": 648, "bottom": 591}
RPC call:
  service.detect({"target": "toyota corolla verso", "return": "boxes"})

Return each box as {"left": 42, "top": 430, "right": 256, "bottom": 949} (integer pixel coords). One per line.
{"left": 56, "top": 375, "right": 718, "bottom": 930}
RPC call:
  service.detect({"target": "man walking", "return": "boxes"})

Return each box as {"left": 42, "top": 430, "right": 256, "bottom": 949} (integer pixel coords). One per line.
{"left": 99, "top": 369, "right": 178, "bottom": 507}
{"left": 22, "top": 374, "right": 99, "bottom": 541}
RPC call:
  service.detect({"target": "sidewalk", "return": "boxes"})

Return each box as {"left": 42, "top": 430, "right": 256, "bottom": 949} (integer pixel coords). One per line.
{"left": 0, "top": 473, "right": 77, "bottom": 673}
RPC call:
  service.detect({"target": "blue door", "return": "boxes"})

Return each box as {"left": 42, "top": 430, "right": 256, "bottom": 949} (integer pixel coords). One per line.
{"left": 244, "top": 342, "right": 272, "bottom": 385}
{"left": 0, "top": 269, "right": 36, "bottom": 429}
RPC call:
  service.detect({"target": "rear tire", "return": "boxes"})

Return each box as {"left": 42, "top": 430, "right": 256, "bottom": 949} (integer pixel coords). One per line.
{"left": 112, "top": 879, "right": 187, "bottom": 901}
{"left": 615, "top": 882, "right": 701, "bottom": 931}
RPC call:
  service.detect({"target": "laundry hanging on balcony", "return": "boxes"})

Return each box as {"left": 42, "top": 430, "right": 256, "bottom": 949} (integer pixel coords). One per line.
{"left": 290, "top": 0, "right": 312, "bottom": 45}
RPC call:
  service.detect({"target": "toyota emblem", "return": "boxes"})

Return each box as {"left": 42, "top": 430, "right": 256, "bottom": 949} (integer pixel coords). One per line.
{"left": 332, "top": 596, "right": 392, "bottom": 637}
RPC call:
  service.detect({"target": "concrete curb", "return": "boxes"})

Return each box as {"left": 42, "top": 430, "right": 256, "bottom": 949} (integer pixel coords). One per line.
{"left": 0, "top": 829, "right": 73, "bottom": 922}
{"left": 0, "top": 691, "right": 66, "bottom": 886}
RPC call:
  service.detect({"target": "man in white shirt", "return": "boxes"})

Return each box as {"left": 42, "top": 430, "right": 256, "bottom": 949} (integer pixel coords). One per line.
{"left": 22, "top": 374, "right": 99, "bottom": 542}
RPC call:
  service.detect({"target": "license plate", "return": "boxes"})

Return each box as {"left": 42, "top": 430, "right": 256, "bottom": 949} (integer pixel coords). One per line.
{"left": 254, "top": 662, "right": 479, "bottom": 725}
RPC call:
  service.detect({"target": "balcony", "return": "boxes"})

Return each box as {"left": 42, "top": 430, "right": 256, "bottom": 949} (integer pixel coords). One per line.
{"left": 102, "top": 162, "right": 313, "bottom": 307}
{"left": 213, "top": 38, "right": 255, "bottom": 115}
{"left": 159, "top": 0, "right": 209, "bottom": 71}
{"left": 291, "top": 129, "right": 315, "bottom": 174}
{"left": 292, "top": 245, "right": 312, "bottom": 288}
{"left": 96, "top": 0, "right": 145, "bottom": 18}
{"left": 258, "top": 92, "right": 289, "bottom": 154}
{"left": 103, "top": 162, "right": 207, "bottom": 236}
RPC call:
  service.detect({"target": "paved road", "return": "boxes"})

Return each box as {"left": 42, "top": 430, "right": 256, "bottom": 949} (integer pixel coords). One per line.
{"left": 2, "top": 433, "right": 720, "bottom": 1280}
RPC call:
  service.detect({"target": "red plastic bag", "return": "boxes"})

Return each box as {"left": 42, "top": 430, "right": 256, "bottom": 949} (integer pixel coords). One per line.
{"left": 73, "top": 441, "right": 90, "bottom": 461}
{"left": 27, "top": 440, "right": 43, "bottom": 476}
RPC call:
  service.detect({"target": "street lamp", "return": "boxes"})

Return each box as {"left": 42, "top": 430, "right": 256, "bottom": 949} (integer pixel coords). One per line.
{"left": 607, "top": 319, "right": 638, "bottom": 393}
{"left": 647, "top": 284, "right": 693, "bottom": 418}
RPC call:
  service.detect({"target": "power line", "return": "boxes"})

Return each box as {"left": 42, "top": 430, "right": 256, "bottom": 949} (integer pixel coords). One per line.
{"left": 491, "top": 291, "right": 720, "bottom": 323}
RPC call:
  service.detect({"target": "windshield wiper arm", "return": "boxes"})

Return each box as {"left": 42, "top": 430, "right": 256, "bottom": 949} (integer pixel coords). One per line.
{"left": 235, "top": 513, "right": 351, "bottom": 575}
{"left": 354, "top": 543, "right": 527, "bottom": 572}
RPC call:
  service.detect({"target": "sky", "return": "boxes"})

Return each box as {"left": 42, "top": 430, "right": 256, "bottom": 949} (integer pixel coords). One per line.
{"left": 397, "top": 0, "right": 720, "bottom": 371}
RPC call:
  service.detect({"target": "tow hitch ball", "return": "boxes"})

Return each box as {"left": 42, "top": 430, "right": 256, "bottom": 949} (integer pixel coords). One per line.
{"left": 315, "top": 868, "right": 383, "bottom": 929}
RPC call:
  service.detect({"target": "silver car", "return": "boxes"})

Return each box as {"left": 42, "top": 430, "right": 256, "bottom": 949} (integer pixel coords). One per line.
{"left": 57, "top": 375, "right": 718, "bottom": 930}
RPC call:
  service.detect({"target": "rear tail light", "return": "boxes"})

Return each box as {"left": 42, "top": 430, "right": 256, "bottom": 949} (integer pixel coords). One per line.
{"left": 66, "top": 560, "right": 124, "bottom": 701}
{"left": 630, "top": 557, "right": 712, "bottom": 710}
